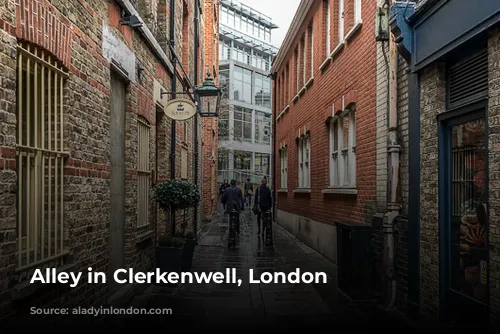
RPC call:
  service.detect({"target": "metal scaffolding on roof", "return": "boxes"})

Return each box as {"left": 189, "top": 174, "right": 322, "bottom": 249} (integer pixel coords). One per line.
{"left": 220, "top": 0, "right": 278, "bottom": 29}
{"left": 220, "top": 25, "right": 279, "bottom": 56}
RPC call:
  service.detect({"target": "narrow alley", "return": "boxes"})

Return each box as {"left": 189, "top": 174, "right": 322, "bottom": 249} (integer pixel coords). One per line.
{"left": 115, "top": 205, "right": 410, "bottom": 329}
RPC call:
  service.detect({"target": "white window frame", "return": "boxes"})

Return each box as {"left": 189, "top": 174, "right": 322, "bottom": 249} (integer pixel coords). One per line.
{"left": 302, "top": 36, "right": 306, "bottom": 84}
{"left": 310, "top": 25, "right": 314, "bottom": 76}
{"left": 329, "top": 107, "right": 356, "bottom": 188}
{"left": 298, "top": 136, "right": 311, "bottom": 188}
{"left": 280, "top": 147, "right": 288, "bottom": 189}
{"left": 325, "top": 0, "right": 331, "bottom": 54}
{"left": 354, "top": 0, "right": 362, "bottom": 24}
{"left": 338, "top": 0, "right": 344, "bottom": 43}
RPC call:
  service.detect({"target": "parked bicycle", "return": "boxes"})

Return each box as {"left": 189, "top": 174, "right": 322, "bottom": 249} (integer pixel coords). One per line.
{"left": 262, "top": 209, "right": 273, "bottom": 246}
{"left": 228, "top": 209, "right": 239, "bottom": 249}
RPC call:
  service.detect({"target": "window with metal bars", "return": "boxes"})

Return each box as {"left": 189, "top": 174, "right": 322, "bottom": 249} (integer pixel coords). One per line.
{"left": 16, "top": 42, "right": 69, "bottom": 272}
{"left": 137, "top": 118, "right": 151, "bottom": 229}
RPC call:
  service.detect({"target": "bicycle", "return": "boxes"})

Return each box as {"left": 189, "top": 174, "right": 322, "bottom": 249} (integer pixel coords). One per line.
{"left": 228, "top": 209, "right": 239, "bottom": 249}
{"left": 262, "top": 210, "right": 273, "bottom": 246}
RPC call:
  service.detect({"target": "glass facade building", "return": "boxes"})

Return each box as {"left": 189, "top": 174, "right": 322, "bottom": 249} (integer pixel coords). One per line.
{"left": 218, "top": 0, "right": 278, "bottom": 185}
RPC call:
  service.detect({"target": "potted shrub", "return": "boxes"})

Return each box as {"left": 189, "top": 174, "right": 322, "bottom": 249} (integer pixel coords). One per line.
{"left": 181, "top": 231, "right": 196, "bottom": 272}
{"left": 155, "top": 235, "right": 186, "bottom": 281}
{"left": 155, "top": 180, "right": 201, "bottom": 274}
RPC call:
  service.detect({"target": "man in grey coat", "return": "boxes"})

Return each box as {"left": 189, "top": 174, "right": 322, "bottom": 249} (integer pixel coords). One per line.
{"left": 221, "top": 179, "right": 244, "bottom": 234}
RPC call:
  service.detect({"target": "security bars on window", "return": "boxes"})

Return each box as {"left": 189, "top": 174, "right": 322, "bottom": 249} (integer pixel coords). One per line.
{"left": 137, "top": 118, "right": 151, "bottom": 229}
{"left": 16, "top": 43, "right": 69, "bottom": 272}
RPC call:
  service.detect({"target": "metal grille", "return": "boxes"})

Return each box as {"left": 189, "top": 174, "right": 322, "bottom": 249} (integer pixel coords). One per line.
{"left": 16, "top": 42, "right": 69, "bottom": 272}
{"left": 448, "top": 50, "right": 488, "bottom": 109}
{"left": 452, "top": 146, "right": 478, "bottom": 216}
{"left": 137, "top": 118, "right": 150, "bottom": 229}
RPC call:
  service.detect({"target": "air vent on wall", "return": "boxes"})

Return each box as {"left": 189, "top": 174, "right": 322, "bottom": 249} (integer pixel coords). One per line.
{"left": 447, "top": 49, "right": 488, "bottom": 109}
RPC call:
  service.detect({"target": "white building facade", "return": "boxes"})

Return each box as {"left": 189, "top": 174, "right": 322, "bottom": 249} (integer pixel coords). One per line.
{"left": 217, "top": 0, "right": 278, "bottom": 185}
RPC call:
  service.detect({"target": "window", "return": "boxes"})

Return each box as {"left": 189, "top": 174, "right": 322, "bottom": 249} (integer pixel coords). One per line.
{"left": 324, "top": 0, "right": 331, "bottom": 55}
{"left": 233, "top": 66, "right": 252, "bottom": 104}
{"left": 301, "top": 36, "right": 306, "bottom": 85}
{"left": 221, "top": 6, "right": 228, "bottom": 24}
{"left": 295, "top": 47, "right": 299, "bottom": 92}
{"left": 255, "top": 111, "right": 271, "bottom": 145}
{"left": 254, "top": 73, "right": 271, "bottom": 108}
{"left": 354, "top": 0, "right": 362, "bottom": 24}
{"left": 329, "top": 104, "right": 356, "bottom": 187}
{"left": 255, "top": 153, "right": 270, "bottom": 176}
{"left": 298, "top": 136, "right": 311, "bottom": 188}
{"left": 137, "top": 119, "right": 151, "bottom": 228}
{"left": 233, "top": 107, "right": 252, "bottom": 142}
{"left": 280, "top": 148, "right": 288, "bottom": 189}
{"left": 181, "top": 146, "right": 188, "bottom": 180}
{"left": 338, "top": 0, "right": 345, "bottom": 43}
{"left": 16, "top": 42, "right": 69, "bottom": 271}
{"left": 308, "top": 23, "right": 314, "bottom": 78}
{"left": 218, "top": 150, "right": 229, "bottom": 171}
{"left": 234, "top": 150, "right": 252, "bottom": 170}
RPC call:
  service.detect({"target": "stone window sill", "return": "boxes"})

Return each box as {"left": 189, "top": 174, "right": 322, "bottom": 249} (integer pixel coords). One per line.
{"left": 12, "top": 262, "right": 75, "bottom": 301}
{"left": 345, "top": 21, "right": 362, "bottom": 42}
{"left": 298, "top": 86, "right": 307, "bottom": 97}
{"left": 277, "top": 188, "right": 288, "bottom": 193}
{"left": 305, "top": 77, "right": 314, "bottom": 89}
{"left": 321, "top": 188, "right": 358, "bottom": 195}
{"left": 330, "top": 42, "right": 345, "bottom": 60}
{"left": 319, "top": 57, "right": 331, "bottom": 72}
{"left": 136, "top": 229, "right": 154, "bottom": 244}
{"left": 293, "top": 188, "right": 311, "bottom": 194}
{"left": 292, "top": 94, "right": 300, "bottom": 103}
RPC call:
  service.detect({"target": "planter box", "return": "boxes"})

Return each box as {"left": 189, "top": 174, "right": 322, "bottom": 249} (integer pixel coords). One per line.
{"left": 155, "top": 245, "right": 184, "bottom": 278}
{"left": 181, "top": 238, "right": 196, "bottom": 272}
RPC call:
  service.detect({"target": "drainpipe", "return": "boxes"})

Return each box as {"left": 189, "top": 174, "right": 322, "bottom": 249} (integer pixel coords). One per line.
{"left": 384, "top": 7, "right": 401, "bottom": 310}
{"left": 270, "top": 71, "right": 277, "bottom": 221}
{"left": 169, "top": 0, "right": 177, "bottom": 235}
{"left": 193, "top": 0, "right": 200, "bottom": 240}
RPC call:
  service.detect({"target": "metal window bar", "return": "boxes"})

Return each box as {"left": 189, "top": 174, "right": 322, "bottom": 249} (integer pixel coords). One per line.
{"left": 452, "top": 146, "right": 476, "bottom": 216}
{"left": 137, "top": 119, "right": 151, "bottom": 229}
{"left": 16, "top": 42, "right": 69, "bottom": 272}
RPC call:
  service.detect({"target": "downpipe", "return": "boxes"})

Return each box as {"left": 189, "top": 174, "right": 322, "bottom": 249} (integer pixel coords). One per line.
{"left": 384, "top": 0, "right": 400, "bottom": 311}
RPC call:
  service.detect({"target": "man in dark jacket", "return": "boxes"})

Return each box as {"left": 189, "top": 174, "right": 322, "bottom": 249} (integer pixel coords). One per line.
{"left": 244, "top": 178, "right": 253, "bottom": 207}
{"left": 221, "top": 179, "right": 244, "bottom": 234}
{"left": 254, "top": 177, "right": 272, "bottom": 235}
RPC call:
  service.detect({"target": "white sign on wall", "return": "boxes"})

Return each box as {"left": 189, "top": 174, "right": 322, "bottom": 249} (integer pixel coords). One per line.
{"left": 102, "top": 23, "right": 136, "bottom": 82}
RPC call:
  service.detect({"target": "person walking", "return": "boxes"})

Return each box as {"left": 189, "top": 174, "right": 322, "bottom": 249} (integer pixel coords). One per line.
{"left": 244, "top": 178, "right": 253, "bottom": 207}
{"left": 253, "top": 177, "right": 272, "bottom": 235}
{"left": 219, "top": 179, "right": 230, "bottom": 210}
{"left": 221, "top": 179, "right": 244, "bottom": 234}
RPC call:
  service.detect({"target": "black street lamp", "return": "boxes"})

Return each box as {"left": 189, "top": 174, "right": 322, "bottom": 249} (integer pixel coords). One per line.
{"left": 195, "top": 71, "right": 222, "bottom": 117}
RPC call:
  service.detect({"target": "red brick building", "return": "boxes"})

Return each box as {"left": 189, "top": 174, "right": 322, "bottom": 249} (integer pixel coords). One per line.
{"left": 201, "top": 0, "right": 220, "bottom": 220}
{"left": 272, "top": 0, "right": 376, "bottom": 262}
{"left": 0, "top": 0, "right": 217, "bottom": 320}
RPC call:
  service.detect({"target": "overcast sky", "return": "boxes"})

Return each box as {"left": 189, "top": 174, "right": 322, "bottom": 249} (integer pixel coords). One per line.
{"left": 240, "top": 0, "right": 302, "bottom": 48}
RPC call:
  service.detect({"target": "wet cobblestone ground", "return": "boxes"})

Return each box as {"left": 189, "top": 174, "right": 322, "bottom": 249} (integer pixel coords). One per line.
{"left": 120, "top": 204, "right": 413, "bottom": 329}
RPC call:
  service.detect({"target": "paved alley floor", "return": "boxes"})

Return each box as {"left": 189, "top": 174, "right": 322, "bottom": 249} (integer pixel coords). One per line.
{"left": 119, "top": 204, "right": 412, "bottom": 329}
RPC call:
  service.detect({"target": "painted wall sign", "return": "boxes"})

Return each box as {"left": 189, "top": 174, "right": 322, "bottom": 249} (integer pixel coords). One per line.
{"left": 102, "top": 23, "right": 136, "bottom": 82}
{"left": 164, "top": 98, "right": 196, "bottom": 121}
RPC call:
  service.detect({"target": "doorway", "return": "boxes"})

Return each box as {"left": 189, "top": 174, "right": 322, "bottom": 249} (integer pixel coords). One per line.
{"left": 439, "top": 109, "right": 489, "bottom": 324}
{"left": 109, "top": 71, "right": 127, "bottom": 292}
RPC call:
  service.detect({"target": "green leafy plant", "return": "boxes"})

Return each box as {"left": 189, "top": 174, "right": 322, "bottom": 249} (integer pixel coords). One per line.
{"left": 155, "top": 179, "right": 201, "bottom": 236}
{"left": 158, "top": 235, "right": 186, "bottom": 248}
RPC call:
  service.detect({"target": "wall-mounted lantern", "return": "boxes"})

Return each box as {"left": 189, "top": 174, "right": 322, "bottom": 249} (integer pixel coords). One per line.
{"left": 195, "top": 71, "right": 221, "bottom": 117}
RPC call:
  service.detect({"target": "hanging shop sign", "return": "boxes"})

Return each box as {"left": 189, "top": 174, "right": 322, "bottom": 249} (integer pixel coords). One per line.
{"left": 164, "top": 98, "right": 196, "bottom": 121}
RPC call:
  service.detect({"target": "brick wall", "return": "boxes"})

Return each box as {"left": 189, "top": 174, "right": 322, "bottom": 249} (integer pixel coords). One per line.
{"left": 0, "top": 0, "right": 206, "bottom": 319}
{"left": 275, "top": 1, "right": 378, "bottom": 229}
{"left": 201, "top": 0, "right": 219, "bottom": 219}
